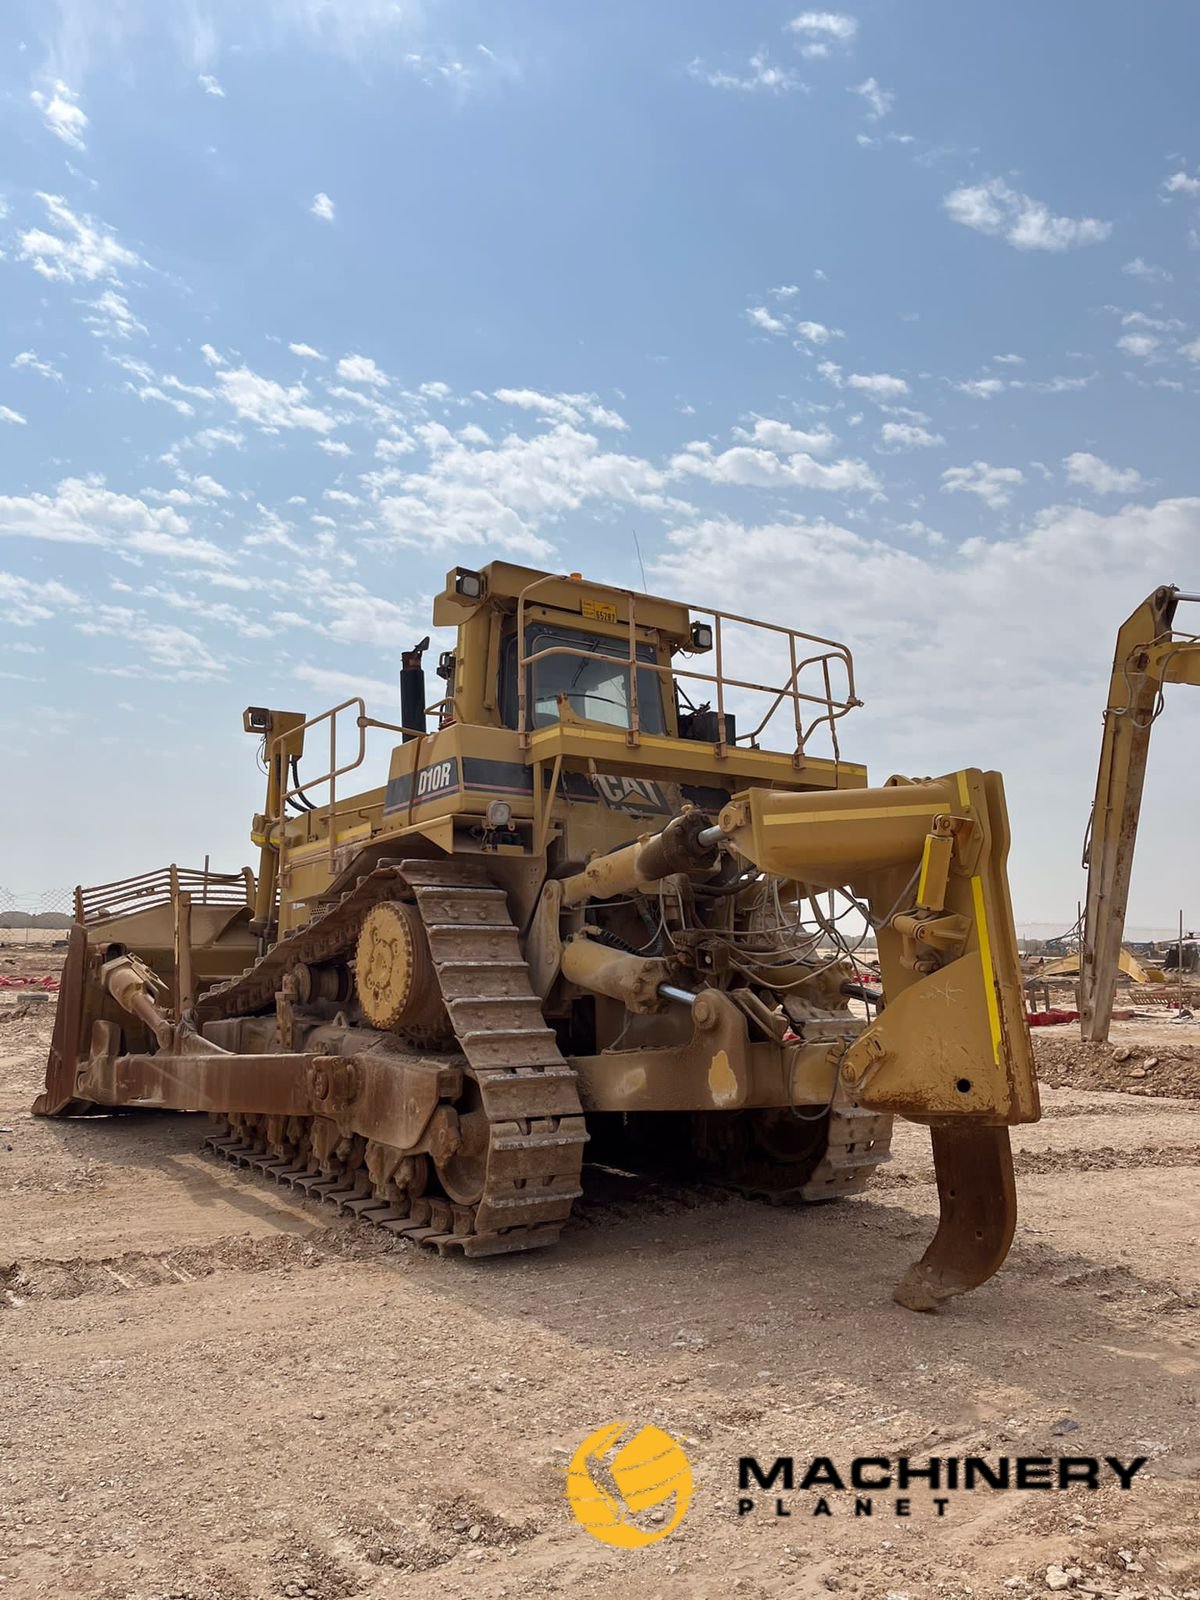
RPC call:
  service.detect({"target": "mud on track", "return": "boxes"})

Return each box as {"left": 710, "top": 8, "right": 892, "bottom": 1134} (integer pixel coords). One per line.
{"left": 1, "top": 990, "right": 1198, "bottom": 1600}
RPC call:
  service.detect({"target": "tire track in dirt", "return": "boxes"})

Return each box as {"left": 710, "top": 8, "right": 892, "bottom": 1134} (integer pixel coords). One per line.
{"left": 0, "top": 1227, "right": 403, "bottom": 1305}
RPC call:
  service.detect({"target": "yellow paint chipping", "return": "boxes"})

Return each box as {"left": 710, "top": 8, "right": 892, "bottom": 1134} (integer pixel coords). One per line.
{"left": 707, "top": 1049, "right": 739, "bottom": 1106}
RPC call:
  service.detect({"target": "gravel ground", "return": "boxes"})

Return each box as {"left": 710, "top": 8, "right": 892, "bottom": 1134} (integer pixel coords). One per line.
{"left": 1, "top": 956, "right": 1197, "bottom": 1600}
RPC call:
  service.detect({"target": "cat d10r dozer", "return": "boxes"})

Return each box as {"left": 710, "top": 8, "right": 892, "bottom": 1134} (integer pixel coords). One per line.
{"left": 38, "top": 562, "right": 1038, "bottom": 1310}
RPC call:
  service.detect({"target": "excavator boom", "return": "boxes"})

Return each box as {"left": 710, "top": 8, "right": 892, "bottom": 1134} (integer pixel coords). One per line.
{"left": 1080, "top": 587, "right": 1200, "bottom": 1041}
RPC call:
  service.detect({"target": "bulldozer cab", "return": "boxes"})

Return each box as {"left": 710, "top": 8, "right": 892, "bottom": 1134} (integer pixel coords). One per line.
{"left": 432, "top": 562, "right": 693, "bottom": 742}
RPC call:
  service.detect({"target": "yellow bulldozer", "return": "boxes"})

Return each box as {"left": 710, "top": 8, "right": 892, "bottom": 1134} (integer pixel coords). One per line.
{"left": 37, "top": 562, "right": 1038, "bottom": 1309}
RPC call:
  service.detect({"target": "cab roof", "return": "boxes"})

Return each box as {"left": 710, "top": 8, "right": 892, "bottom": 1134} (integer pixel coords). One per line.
{"left": 432, "top": 561, "right": 695, "bottom": 645}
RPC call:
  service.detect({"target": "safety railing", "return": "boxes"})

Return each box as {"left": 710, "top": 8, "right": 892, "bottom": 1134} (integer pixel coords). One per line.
{"left": 515, "top": 573, "right": 860, "bottom": 765}
{"left": 271, "top": 698, "right": 415, "bottom": 868}
{"left": 75, "top": 865, "right": 255, "bottom": 925}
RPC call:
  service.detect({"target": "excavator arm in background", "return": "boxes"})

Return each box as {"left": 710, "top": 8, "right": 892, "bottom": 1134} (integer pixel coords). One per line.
{"left": 1079, "top": 587, "right": 1200, "bottom": 1043}
{"left": 703, "top": 768, "right": 1038, "bottom": 1309}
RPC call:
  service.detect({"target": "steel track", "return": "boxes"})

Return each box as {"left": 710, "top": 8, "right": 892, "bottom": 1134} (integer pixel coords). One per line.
{"left": 200, "top": 857, "right": 587, "bottom": 1257}
{"left": 196, "top": 856, "right": 893, "bottom": 1251}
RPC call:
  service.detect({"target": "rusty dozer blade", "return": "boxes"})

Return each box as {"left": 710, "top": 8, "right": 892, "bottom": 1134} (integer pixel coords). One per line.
{"left": 892, "top": 1124, "right": 1017, "bottom": 1312}
{"left": 715, "top": 766, "right": 1038, "bottom": 1309}
{"left": 34, "top": 923, "right": 91, "bottom": 1117}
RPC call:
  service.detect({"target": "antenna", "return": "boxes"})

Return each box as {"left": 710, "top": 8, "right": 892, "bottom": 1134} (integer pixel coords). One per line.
{"left": 631, "top": 527, "right": 648, "bottom": 592}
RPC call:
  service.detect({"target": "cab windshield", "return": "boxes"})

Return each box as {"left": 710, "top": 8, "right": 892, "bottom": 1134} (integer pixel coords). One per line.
{"left": 508, "top": 625, "right": 666, "bottom": 734}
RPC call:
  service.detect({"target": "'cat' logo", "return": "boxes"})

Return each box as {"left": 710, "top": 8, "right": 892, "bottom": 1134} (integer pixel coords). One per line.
{"left": 590, "top": 774, "right": 670, "bottom": 813}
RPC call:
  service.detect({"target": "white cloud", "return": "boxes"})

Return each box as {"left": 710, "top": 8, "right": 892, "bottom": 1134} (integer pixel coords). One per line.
{"left": 318, "top": 439, "right": 353, "bottom": 456}
{"left": 18, "top": 194, "right": 144, "bottom": 284}
{"left": 672, "top": 437, "right": 878, "bottom": 494}
{"left": 326, "top": 384, "right": 400, "bottom": 426}
{"left": 793, "top": 319, "right": 842, "bottom": 345}
{"left": 370, "top": 420, "right": 680, "bottom": 558}
{"left": 769, "top": 284, "right": 800, "bottom": 298}
{"left": 186, "top": 473, "right": 229, "bottom": 499}
{"left": 31, "top": 81, "right": 88, "bottom": 149}
{"left": 0, "top": 476, "right": 228, "bottom": 564}
{"left": 1116, "top": 332, "right": 1159, "bottom": 359}
{"left": 1162, "top": 171, "right": 1200, "bottom": 197}
{"left": 159, "top": 472, "right": 229, "bottom": 503}
{"left": 0, "top": 572, "right": 83, "bottom": 627}
{"left": 216, "top": 366, "right": 337, "bottom": 433}
{"left": 199, "top": 343, "right": 224, "bottom": 367}
{"left": 1118, "top": 309, "right": 1183, "bottom": 332}
{"left": 880, "top": 421, "right": 944, "bottom": 450}
{"left": 993, "top": 353, "right": 1025, "bottom": 366}
{"left": 943, "top": 178, "right": 1111, "bottom": 251}
{"left": 1063, "top": 452, "right": 1144, "bottom": 495}
{"left": 688, "top": 52, "right": 803, "bottom": 94}
{"left": 83, "top": 288, "right": 146, "bottom": 340}
{"left": 1012, "top": 373, "right": 1096, "bottom": 394}
{"left": 375, "top": 434, "right": 417, "bottom": 459}
{"left": 786, "top": 11, "right": 858, "bottom": 56}
{"left": 136, "top": 583, "right": 274, "bottom": 639}
{"left": 198, "top": 73, "right": 225, "bottom": 96}
{"left": 817, "top": 360, "right": 910, "bottom": 399}
{"left": 1180, "top": 338, "right": 1200, "bottom": 362}
{"left": 955, "top": 377, "right": 1006, "bottom": 398}
{"left": 289, "top": 341, "right": 325, "bottom": 360}
{"left": 190, "top": 425, "right": 244, "bottom": 452}
{"left": 1122, "top": 256, "right": 1172, "bottom": 283}
{"left": 129, "top": 383, "right": 194, "bottom": 417}
{"left": 732, "top": 418, "right": 838, "bottom": 455}
{"left": 12, "top": 352, "right": 63, "bottom": 382}
{"left": 282, "top": 585, "right": 429, "bottom": 654}
{"left": 80, "top": 610, "right": 226, "bottom": 679}
{"left": 493, "top": 388, "right": 627, "bottom": 430}
{"left": 941, "top": 460, "right": 1025, "bottom": 508}
{"left": 898, "top": 519, "right": 945, "bottom": 546}
{"left": 747, "top": 305, "right": 789, "bottom": 336}
{"left": 852, "top": 77, "right": 893, "bottom": 119}
{"left": 335, "top": 353, "right": 389, "bottom": 387}
{"left": 294, "top": 662, "right": 397, "bottom": 702}
{"left": 310, "top": 191, "right": 336, "bottom": 222}
{"left": 0, "top": 406, "right": 28, "bottom": 426}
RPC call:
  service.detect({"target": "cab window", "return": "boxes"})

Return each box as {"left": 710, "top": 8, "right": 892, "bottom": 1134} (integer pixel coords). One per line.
{"left": 500, "top": 625, "right": 666, "bottom": 734}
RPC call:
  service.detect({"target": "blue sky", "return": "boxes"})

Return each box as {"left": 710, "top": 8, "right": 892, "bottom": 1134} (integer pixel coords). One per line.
{"left": 3, "top": 0, "right": 1200, "bottom": 930}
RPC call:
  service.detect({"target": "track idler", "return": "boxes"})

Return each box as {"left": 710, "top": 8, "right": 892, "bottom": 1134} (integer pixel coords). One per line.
{"left": 892, "top": 1124, "right": 1017, "bottom": 1311}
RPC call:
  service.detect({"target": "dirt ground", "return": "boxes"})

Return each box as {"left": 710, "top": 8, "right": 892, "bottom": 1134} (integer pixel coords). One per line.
{"left": 1, "top": 946, "right": 1198, "bottom": 1600}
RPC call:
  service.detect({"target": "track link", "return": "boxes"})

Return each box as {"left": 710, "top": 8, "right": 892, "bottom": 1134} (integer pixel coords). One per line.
{"left": 199, "top": 857, "right": 587, "bottom": 1258}
{"left": 728, "top": 1104, "right": 894, "bottom": 1204}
